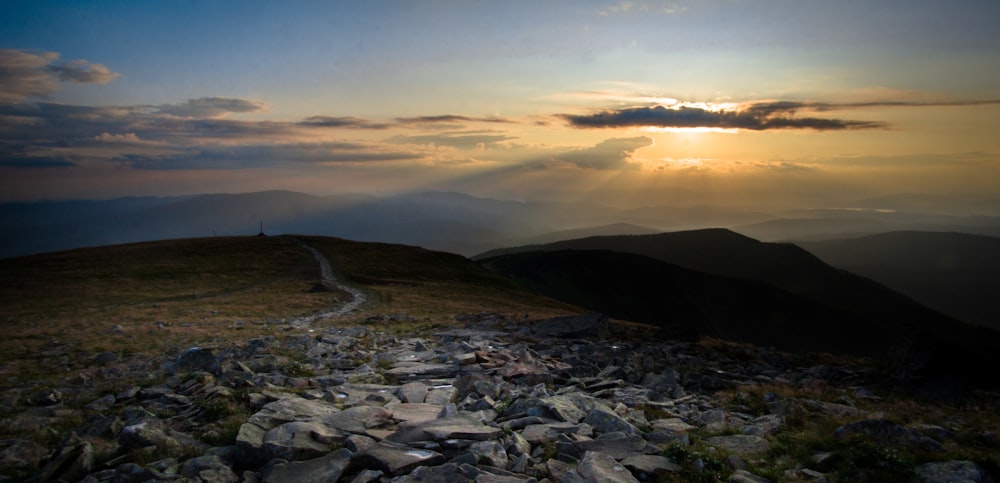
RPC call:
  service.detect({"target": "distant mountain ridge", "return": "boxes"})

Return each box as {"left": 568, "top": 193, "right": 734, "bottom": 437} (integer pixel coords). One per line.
{"left": 476, "top": 230, "right": 1000, "bottom": 387}
{"left": 799, "top": 231, "right": 1000, "bottom": 330}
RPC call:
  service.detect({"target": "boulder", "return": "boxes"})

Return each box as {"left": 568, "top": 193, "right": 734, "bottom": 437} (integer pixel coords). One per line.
{"left": 520, "top": 314, "right": 609, "bottom": 339}
{"left": 261, "top": 448, "right": 352, "bottom": 483}
{"left": 583, "top": 408, "right": 640, "bottom": 436}
{"left": 574, "top": 451, "right": 639, "bottom": 483}
{"left": 915, "top": 460, "right": 993, "bottom": 483}
{"left": 352, "top": 440, "right": 445, "bottom": 476}
{"left": 834, "top": 419, "right": 945, "bottom": 453}
{"left": 621, "top": 454, "right": 682, "bottom": 480}
{"left": 175, "top": 347, "right": 222, "bottom": 375}
{"left": 263, "top": 420, "right": 341, "bottom": 461}
{"left": 179, "top": 455, "right": 239, "bottom": 483}
{"left": 468, "top": 440, "right": 508, "bottom": 468}
{"left": 37, "top": 432, "right": 94, "bottom": 482}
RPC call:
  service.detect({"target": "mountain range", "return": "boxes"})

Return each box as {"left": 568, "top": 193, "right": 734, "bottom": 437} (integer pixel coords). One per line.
{"left": 7, "top": 189, "right": 1000, "bottom": 259}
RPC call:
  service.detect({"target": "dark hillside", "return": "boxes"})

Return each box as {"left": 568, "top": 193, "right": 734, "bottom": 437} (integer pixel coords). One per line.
{"left": 478, "top": 249, "right": 885, "bottom": 356}
{"left": 800, "top": 231, "right": 1000, "bottom": 329}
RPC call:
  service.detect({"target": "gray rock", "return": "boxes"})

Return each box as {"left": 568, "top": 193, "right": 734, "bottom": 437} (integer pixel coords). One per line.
{"left": 346, "top": 434, "right": 377, "bottom": 453}
{"left": 521, "top": 422, "right": 588, "bottom": 444}
{"left": 389, "top": 402, "right": 446, "bottom": 426}
{"left": 389, "top": 414, "right": 502, "bottom": 444}
{"left": 37, "top": 432, "right": 94, "bottom": 483}
{"left": 834, "top": 419, "right": 945, "bottom": 453}
{"left": 916, "top": 460, "right": 992, "bottom": 483}
{"left": 391, "top": 462, "right": 474, "bottom": 482}
{"left": 349, "top": 468, "right": 385, "bottom": 483}
{"left": 621, "top": 454, "right": 682, "bottom": 480}
{"left": 236, "top": 395, "right": 341, "bottom": 464}
{"left": 84, "top": 394, "right": 117, "bottom": 412}
{"left": 398, "top": 381, "right": 429, "bottom": 403}
{"left": 263, "top": 420, "right": 341, "bottom": 461}
{"left": 175, "top": 347, "right": 222, "bottom": 375}
{"left": 705, "top": 435, "right": 770, "bottom": 455}
{"left": 321, "top": 405, "right": 394, "bottom": 435}
{"left": 0, "top": 439, "right": 49, "bottom": 475}
{"left": 575, "top": 451, "right": 639, "bottom": 483}
{"left": 179, "top": 455, "right": 239, "bottom": 483}
{"left": 352, "top": 440, "right": 446, "bottom": 476}
{"left": 27, "top": 389, "right": 61, "bottom": 406}
{"left": 730, "top": 469, "right": 777, "bottom": 483}
{"left": 119, "top": 419, "right": 182, "bottom": 451}
{"left": 583, "top": 408, "right": 640, "bottom": 436}
{"left": 560, "top": 434, "right": 647, "bottom": 461}
{"left": 261, "top": 448, "right": 352, "bottom": 483}
{"left": 519, "top": 314, "right": 609, "bottom": 339}
{"left": 469, "top": 440, "right": 508, "bottom": 468}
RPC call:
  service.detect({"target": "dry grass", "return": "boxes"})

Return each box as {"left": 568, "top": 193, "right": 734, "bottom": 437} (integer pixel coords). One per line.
{"left": 0, "top": 235, "right": 578, "bottom": 386}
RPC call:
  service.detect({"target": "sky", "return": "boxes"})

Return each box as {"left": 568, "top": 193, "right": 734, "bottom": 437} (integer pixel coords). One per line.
{"left": 2, "top": 0, "right": 1000, "bottom": 210}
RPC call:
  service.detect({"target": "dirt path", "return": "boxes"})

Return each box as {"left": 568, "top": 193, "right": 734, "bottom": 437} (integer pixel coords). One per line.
{"left": 291, "top": 239, "right": 367, "bottom": 326}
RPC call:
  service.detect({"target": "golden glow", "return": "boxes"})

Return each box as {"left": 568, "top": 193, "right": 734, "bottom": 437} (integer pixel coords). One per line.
{"left": 641, "top": 126, "right": 740, "bottom": 134}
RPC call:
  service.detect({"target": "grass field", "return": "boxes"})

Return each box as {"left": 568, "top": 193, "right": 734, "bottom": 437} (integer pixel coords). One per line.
{"left": 0, "top": 235, "right": 576, "bottom": 385}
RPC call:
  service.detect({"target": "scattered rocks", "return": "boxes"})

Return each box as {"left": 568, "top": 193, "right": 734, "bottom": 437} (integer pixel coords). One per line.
{"left": 10, "top": 313, "right": 992, "bottom": 482}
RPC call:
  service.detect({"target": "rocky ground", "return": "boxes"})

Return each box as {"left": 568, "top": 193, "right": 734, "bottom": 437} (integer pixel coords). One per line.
{"left": 2, "top": 312, "right": 998, "bottom": 482}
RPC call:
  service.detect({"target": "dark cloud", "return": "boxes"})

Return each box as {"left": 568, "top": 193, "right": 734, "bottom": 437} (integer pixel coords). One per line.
{"left": 299, "top": 116, "right": 391, "bottom": 129}
{"left": 46, "top": 59, "right": 120, "bottom": 84}
{"left": 395, "top": 115, "right": 513, "bottom": 125}
{"left": 0, "top": 49, "right": 120, "bottom": 103}
{"left": 390, "top": 131, "right": 517, "bottom": 149}
{"left": 554, "top": 136, "right": 653, "bottom": 170}
{"left": 155, "top": 97, "right": 266, "bottom": 118}
{"left": 0, "top": 155, "right": 76, "bottom": 168}
{"left": 117, "top": 142, "right": 421, "bottom": 170}
{"left": 746, "top": 99, "right": 1000, "bottom": 115}
{"left": 562, "top": 105, "right": 884, "bottom": 131}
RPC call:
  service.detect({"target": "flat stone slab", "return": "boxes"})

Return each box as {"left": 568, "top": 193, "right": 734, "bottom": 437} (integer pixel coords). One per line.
{"left": 261, "top": 448, "right": 351, "bottom": 483}
{"left": 705, "top": 435, "right": 770, "bottom": 455}
{"left": 386, "top": 363, "right": 459, "bottom": 380}
{"left": 387, "top": 403, "right": 445, "bottom": 425}
{"left": 352, "top": 441, "right": 445, "bottom": 477}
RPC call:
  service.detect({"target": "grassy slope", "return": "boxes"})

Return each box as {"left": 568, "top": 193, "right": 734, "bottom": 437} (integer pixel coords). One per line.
{"left": 0, "top": 235, "right": 575, "bottom": 384}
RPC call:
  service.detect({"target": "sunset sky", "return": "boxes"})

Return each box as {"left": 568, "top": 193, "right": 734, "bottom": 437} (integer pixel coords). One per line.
{"left": 2, "top": 0, "right": 1000, "bottom": 209}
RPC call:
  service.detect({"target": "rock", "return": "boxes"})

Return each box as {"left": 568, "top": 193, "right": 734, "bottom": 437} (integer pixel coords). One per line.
{"left": 352, "top": 440, "right": 446, "bottom": 476}
{"left": 519, "top": 314, "right": 609, "bottom": 339}
{"left": 391, "top": 462, "right": 474, "bottom": 482}
{"left": 743, "top": 414, "right": 782, "bottom": 437}
{"left": 621, "top": 454, "right": 682, "bottom": 480}
{"left": 398, "top": 381, "right": 429, "bottom": 403}
{"left": 730, "top": 469, "right": 777, "bottom": 482}
{"left": 520, "top": 422, "right": 587, "bottom": 444}
{"left": 0, "top": 439, "right": 49, "bottom": 475}
{"left": 834, "top": 419, "right": 945, "bottom": 453}
{"left": 560, "top": 434, "right": 647, "bottom": 461}
{"left": 541, "top": 394, "right": 589, "bottom": 423}
{"left": 320, "top": 405, "right": 394, "bottom": 436}
{"left": 263, "top": 420, "right": 341, "bottom": 461}
{"left": 84, "top": 394, "right": 117, "bottom": 412}
{"left": 37, "top": 432, "right": 94, "bottom": 482}
{"left": 388, "top": 402, "right": 446, "bottom": 426}
{"left": 236, "top": 395, "right": 341, "bottom": 464}
{"left": 468, "top": 440, "right": 508, "bottom": 468}
{"left": 583, "top": 408, "right": 640, "bottom": 436}
{"left": 110, "top": 462, "right": 173, "bottom": 482}
{"left": 705, "top": 435, "right": 771, "bottom": 455}
{"left": 175, "top": 347, "right": 222, "bottom": 375}
{"left": 915, "top": 460, "right": 993, "bottom": 483}
{"left": 27, "top": 389, "right": 61, "bottom": 406}
{"left": 119, "top": 419, "right": 182, "bottom": 451}
{"left": 261, "top": 448, "right": 352, "bottom": 483}
{"left": 179, "top": 454, "right": 239, "bottom": 483}
{"left": 92, "top": 351, "right": 120, "bottom": 365}
{"left": 574, "top": 451, "right": 639, "bottom": 483}
{"left": 389, "top": 414, "right": 502, "bottom": 444}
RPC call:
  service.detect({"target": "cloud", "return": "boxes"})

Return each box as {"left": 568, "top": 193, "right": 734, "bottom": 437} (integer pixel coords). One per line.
{"left": 299, "top": 115, "right": 391, "bottom": 129}
{"left": 0, "top": 49, "right": 120, "bottom": 104}
{"left": 155, "top": 97, "right": 267, "bottom": 118}
{"left": 554, "top": 136, "right": 653, "bottom": 170}
{"left": 395, "top": 114, "right": 513, "bottom": 125}
{"left": 600, "top": 1, "right": 686, "bottom": 16}
{"left": 46, "top": 59, "right": 121, "bottom": 84}
{"left": 118, "top": 142, "right": 422, "bottom": 170}
{"left": 562, "top": 105, "right": 885, "bottom": 131}
{"left": 390, "top": 131, "right": 517, "bottom": 149}
{"left": 0, "top": 154, "right": 76, "bottom": 168}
